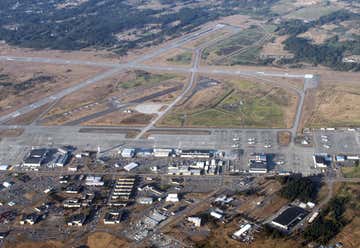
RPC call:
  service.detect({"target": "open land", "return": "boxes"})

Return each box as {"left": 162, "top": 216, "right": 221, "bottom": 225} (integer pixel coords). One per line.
{"left": 159, "top": 76, "right": 299, "bottom": 129}
{"left": 0, "top": 61, "right": 105, "bottom": 117}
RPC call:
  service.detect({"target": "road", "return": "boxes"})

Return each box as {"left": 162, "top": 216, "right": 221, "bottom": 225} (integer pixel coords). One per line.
{"left": 135, "top": 46, "right": 202, "bottom": 139}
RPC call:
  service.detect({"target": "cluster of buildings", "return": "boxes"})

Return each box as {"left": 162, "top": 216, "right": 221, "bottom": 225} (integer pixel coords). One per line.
{"left": 167, "top": 159, "right": 224, "bottom": 176}
{"left": 248, "top": 153, "right": 269, "bottom": 174}
{"left": 23, "top": 147, "right": 71, "bottom": 168}
{"left": 120, "top": 148, "right": 216, "bottom": 159}
{"left": 109, "top": 177, "right": 136, "bottom": 206}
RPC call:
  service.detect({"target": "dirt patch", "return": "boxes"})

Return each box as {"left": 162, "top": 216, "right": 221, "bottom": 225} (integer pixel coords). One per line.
{"left": 278, "top": 131, "right": 292, "bottom": 146}
{"left": 135, "top": 103, "right": 164, "bottom": 114}
{"left": 306, "top": 81, "right": 360, "bottom": 127}
{"left": 0, "top": 128, "right": 24, "bottom": 140}
{"left": 261, "top": 35, "right": 293, "bottom": 57}
{"left": 86, "top": 232, "right": 131, "bottom": 248}
{"left": 142, "top": 48, "right": 193, "bottom": 67}
{"left": 298, "top": 27, "right": 333, "bottom": 44}
{"left": 6, "top": 241, "right": 63, "bottom": 248}
{"left": 0, "top": 61, "right": 105, "bottom": 117}
{"left": 84, "top": 110, "right": 154, "bottom": 127}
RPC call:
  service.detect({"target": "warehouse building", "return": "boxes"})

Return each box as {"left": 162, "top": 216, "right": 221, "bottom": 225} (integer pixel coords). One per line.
{"left": 271, "top": 206, "right": 309, "bottom": 230}
{"left": 23, "top": 148, "right": 49, "bottom": 167}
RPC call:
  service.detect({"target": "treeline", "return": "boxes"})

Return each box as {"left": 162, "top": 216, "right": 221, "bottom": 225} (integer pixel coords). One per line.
{"left": 277, "top": 10, "right": 358, "bottom": 36}
{"left": 278, "top": 175, "right": 319, "bottom": 202}
{"left": 281, "top": 35, "right": 360, "bottom": 71}
{"left": 276, "top": 10, "right": 360, "bottom": 71}
{"left": 0, "top": 0, "right": 277, "bottom": 53}
{"left": 303, "top": 196, "right": 349, "bottom": 244}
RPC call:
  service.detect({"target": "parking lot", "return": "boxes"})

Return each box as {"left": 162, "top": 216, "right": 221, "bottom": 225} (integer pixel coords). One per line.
{"left": 313, "top": 130, "right": 360, "bottom": 154}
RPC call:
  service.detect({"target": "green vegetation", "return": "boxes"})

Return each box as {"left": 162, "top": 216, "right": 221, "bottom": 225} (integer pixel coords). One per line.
{"left": 304, "top": 196, "right": 348, "bottom": 244}
{"left": 203, "top": 25, "right": 270, "bottom": 65}
{"left": 0, "top": 0, "right": 278, "bottom": 53}
{"left": 341, "top": 162, "right": 360, "bottom": 178}
{"left": 161, "top": 79, "right": 294, "bottom": 128}
{"left": 166, "top": 51, "right": 193, "bottom": 65}
{"left": 276, "top": 10, "right": 360, "bottom": 71}
{"left": 279, "top": 176, "right": 319, "bottom": 201}
{"left": 0, "top": 73, "right": 55, "bottom": 101}
{"left": 118, "top": 70, "right": 175, "bottom": 89}
{"left": 286, "top": 5, "right": 340, "bottom": 20}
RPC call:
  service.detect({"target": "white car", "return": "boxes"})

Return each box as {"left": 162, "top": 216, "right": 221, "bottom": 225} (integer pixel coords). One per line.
{"left": 264, "top": 144, "right": 272, "bottom": 148}
{"left": 232, "top": 144, "right": 239, "bottom": 148}
{"left": 323, "top": 144, "right": 330, "bottom": 149}
{"left": 248, "top": 141, "right": 255, "bottom": 145}
{"left": 232, "top": 137, "right": 240, "bottom": 141}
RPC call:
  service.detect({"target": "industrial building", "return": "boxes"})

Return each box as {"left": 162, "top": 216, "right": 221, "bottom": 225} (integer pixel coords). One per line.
{"left": 271, "top": 206, "right": 309, "bottom": 230}
{"left": 103, "top": 211, "right": 122, "bottom": 224}
{"left": 313, "top": 153, "right": 332, "bottom": 168}
{"left": 121, "top": 148, "right": 135, "bottom": 158}
{"left": 85, "top": 176, "right": 104, "bottom": 186}
{"left": 153, "top": 148, "right": 173, "bottom": 157}
{"left": 248, "top": 153, "right": 269, "bottom": 173}
{"left": 67, "top": 213, "right": 86, "bottom": 226}
{"left": 180, "top": 149, "right": 214, "bottom": 158}
{"left": 124, "top": 162, "right": 139, "bottom": 172}
{"left": 23, "top": 148, "right": 48, "bottom": 167}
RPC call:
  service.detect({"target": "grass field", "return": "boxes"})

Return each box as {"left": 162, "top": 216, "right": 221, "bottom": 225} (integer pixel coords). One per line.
{"left": 285, "top": 5, "right": 340, "bottom": 20}
{"left": 306, "top": 83, "right": 360, "bottom": 128}
{"left": 119, "top": 70, "right": 176, "bottom": 89}
{"left": 166, "top": 51, "right": 193, "bottom": 65}
{"left": 342, "top": 165, "right": 360, "bottom": 178}
{"left": 159, "top": 77, "right": 298, "bottom": 128}
{"left": 202, "top": 26, "right": 268, "bottom": 65}
{"left": 41, "top": 70, "right": 184, "bottom": 126}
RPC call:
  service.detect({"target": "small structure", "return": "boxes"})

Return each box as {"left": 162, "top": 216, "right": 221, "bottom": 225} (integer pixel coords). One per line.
{"left": 165, "top": 193, "right": 179, "bottom": 203}
{"left": 0, "top": 165, "right": 9, "bottom": 171}
{"left": 121, "top": 148, "right": 135, "bottom": 158}
{"left": 103, "top": 211, "right": 122, "bottom": 224}
{"left": 85, "top": 176, "right": 104, "bottom": 186}
{"left": 124, "top": 162, "right": 139, "bottom": 172}
{"left": 313, "top": 153, "right": 331, "bottom": 168}
{"left": 210, "top": 211, "right": 223, "bottom": 220}
{"left": 137, "top": 197, "right": 153, "bottom": 205}
{"left": 187, "top": 216, "right": 201, "bottom": 227}
{"left": 233, "top": 223, "right": 252, "bottom": 239}
{"left": 153, "top": 148, "right": 173, "bottom": 157}
{"left": 20, "top": 213, "right": 40, "bottom": 225}
{"left": 53, "top": 151, "right": 70, "bottom": 167}
{"left": 67, "top": 213, "right": 86, "bottom": 226}
{"left": 248, "top": 153, "right": 269, "bottom": 173}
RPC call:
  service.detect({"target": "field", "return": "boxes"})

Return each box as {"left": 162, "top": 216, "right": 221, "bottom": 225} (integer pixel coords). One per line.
{"left": 166, "top": 51, "right": 193, "bottom": 65}
{"left": 342, "top": 165, "right": 360, "bottom": 178}
{"left": 39, "top": 70, "right": 185, "bottom": 126}
{"left": 202, "top": 25, "right": 272, "bottom": 66}
{"left": 260, "top": 35, "right": 294, "bottom": 58}
{"left": 85, "top": 232, "right": 131, "bottom": 248}
{"left": 305, "top": 81, "right": 360, "bottom": 128}
{"left": 0, "top": 128, "right": 24, "bottom": 141}
{"left": 0, "top": 61, "right": 105, "bottom": 117}
{"left": 159, "top": 76, "right": 298, "bottom": 128}
{"left": 285, "top": 4, "right": 340, "bottom": 20}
